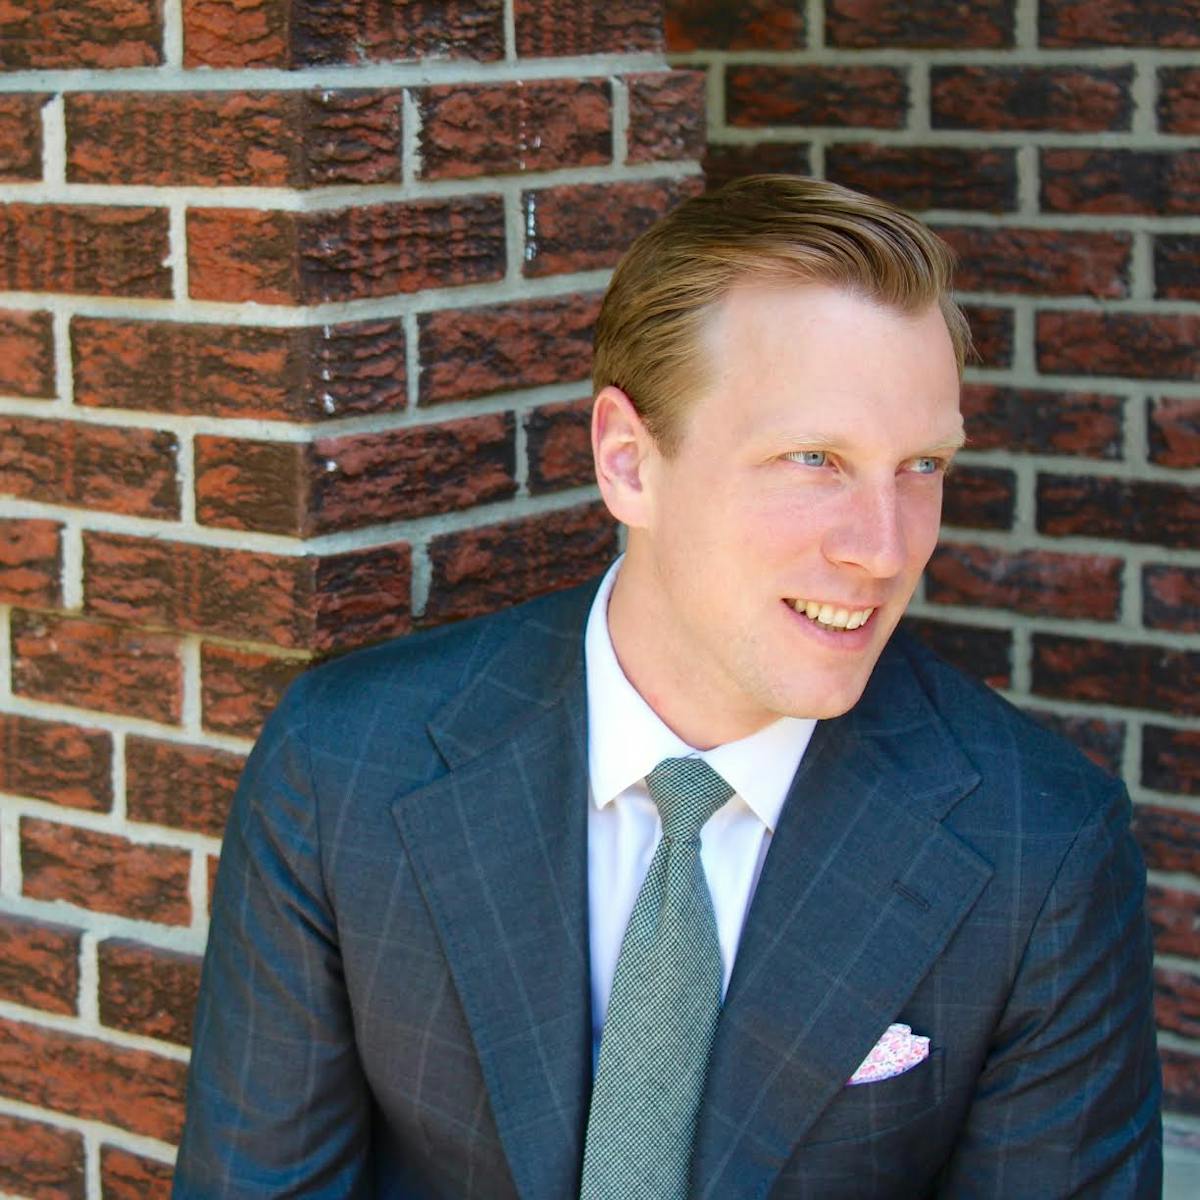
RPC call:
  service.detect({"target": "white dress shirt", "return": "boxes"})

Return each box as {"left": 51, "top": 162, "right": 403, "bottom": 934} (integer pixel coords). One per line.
{"left": 585, "top": 558, "right": 817, "bottom": 1059}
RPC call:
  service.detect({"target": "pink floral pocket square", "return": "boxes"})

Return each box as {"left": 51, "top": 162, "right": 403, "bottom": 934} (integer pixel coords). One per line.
{"left": 847, "top": 1023, "right": 930, "bottom": 1086}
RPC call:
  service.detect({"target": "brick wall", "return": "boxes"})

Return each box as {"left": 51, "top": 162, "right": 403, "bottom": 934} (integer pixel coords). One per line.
{"left": 667, "top": 0, "right": 1200, "bottom": 1157}
{"left": 0, "top": 1, "right": 703, "bottom": 1193}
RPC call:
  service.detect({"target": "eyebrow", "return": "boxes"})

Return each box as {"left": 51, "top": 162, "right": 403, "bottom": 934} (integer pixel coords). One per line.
{"left": 780, "top": 428, "right": 968, "bottom": 453}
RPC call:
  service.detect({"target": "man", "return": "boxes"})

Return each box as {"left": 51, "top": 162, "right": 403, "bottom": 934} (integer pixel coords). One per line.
{"left": 175, "top": 176, "right": 1161, "bottom": 1198}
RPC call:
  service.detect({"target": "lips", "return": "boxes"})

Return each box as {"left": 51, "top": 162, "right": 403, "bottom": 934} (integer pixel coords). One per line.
{"left": 786, "top": 598, "right": 877, "bottom": 631}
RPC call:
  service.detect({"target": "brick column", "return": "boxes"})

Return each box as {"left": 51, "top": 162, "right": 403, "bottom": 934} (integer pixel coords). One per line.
{"left": 668, "top": 0, "right": 1200, "bottom": 1167}
{"left": 0, "top": 1, "right": 703, "bottom": 1193}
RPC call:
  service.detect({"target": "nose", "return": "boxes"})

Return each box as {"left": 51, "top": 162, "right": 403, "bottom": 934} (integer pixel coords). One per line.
{"left": 822, "top": 478, "right": 908, "bottom": 579}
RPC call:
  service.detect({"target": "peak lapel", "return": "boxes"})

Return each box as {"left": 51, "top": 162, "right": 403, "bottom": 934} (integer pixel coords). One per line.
{"left": 693, "top": 639, "right": 994, "bottom": 1199}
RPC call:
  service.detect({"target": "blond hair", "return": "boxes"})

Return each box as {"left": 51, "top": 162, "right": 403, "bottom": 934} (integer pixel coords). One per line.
{"left": 592, "top": 175, "right": 971, "bottom": 453}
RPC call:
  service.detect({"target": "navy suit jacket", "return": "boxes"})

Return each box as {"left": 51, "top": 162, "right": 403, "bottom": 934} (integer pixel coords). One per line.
{"left": 174, "top": 577, "right": 1161, "bottom": 1198}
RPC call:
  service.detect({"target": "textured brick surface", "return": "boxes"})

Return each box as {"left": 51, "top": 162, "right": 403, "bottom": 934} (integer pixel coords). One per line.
{"left": 418, "top": 79, "right": 610, "bottom": 179}
{"left": 727, "top": 66, "right": 907, "bottom": 129}
{"left": 11, "top": 611, "right": 182, "bottom": 724}
{"left": 1143, "top": 729, "right": 1200, "bottom": 798}
{"left": 937, "top": 226, "right": 1130, "bottom": 297}
{"left": 941, "top": 466, "right": 1016, "bottom": 531}
{"left": 627, "top": 71, "right": 707, "bottom": 164}
{"left": 100, "top": 1147, "right": 174, "bottom": 1200}
{"left": 0, "top": 713, "right": 110, "bottom": 812}
{"left": 201, "top": 644, "right": 307, "bottom": 739}
{"left": 419, "top": 293, "right": 599, "bottom": 404}
{"left": 1136, "top": 801, "right": 1200, "bottom": 870}
{"left": 126, "top": 738, "right": 244, "bottom": 838}
{"left": 99, "top": 940, "right": 203, "bottom": 1046}
{"left": 1154, "top": 235, "right": 1200, "bottom": 300}
{"left": 702, "top": 143, "right": 812, "bottom": 191}
{"left": 961, "top": 305, "right": 1013, "bottom": 369}
{"left": 665, "top": 0, "right": 803, "bottom": 50}
{"left": 1148, "top": 885, "right": 1200, "bottom": 958}
{"left": 1143, "top": 564, "right": 1200, "bottom": 632}
{"left": 0, "top": 0, "right": 162, "bottom": 69}
{"left": 526, "top": 397, "right": 594, "bottom": 494}
{"left": 825, "top": 144, "right": 1016, "bottom": 212}
{"left": 424, "top": 503, "right": 617, "bottom": 624}
{"left": 826, "top": 0, "right": 1013, "bottom": 47}
{"left": 74, "top": 316, "right": 406, "bottom": 421}
{"left": 0, "top": 204, "right": 170, "bottom": 297}
{"left": 0, "top": 308, "right": 54, "bottom": 397}
{"left": 1026, "top": 711, "right": 1124, "bottom": 775}
{"left": 931, "top": 67, "right": 1132, "bottom": 131}
{"left": 926, "top": 544, "right": 1122, "bottom": 620}
{"left": 1031, "top": 635, "right": 1199, "bottom": 715}
{"left": 0, "top": 93, "right": 43, "bottom": 179}
{"left": 67, "top": 90, "right": 404, "bottom": 187}
{"left": 1158, "top": 67, "right": 1200, "bottom": 133}
{"left": 0, "top": 518, "right": 60, "bottom": 607}
{"left": 1162, "top": 1047, "right": 1200, "bottom": 1117}
{"left": 0, "top": 1018, "right": 186, "bottom": 1141}
{"left": 0, "top": 417, "right": 179, "bottom": 518}
{"left": 0, "top": 914, "right": 80, "bottom": 1015}
{"left": 1156, "top": 967, "right": 1200, "bottom": 1040}
{"left": 183, "top": 0, "right": 288, "bottom": 67}
{"left": 961, "top": 386, "right": 1123, "bottom": 459}
{"left": 1040, "top": 0, "right": 1200, "bottom": 47}
{"left": 1037, "top": 312, "right": 1200, "bottom": 380}
{"left": 1037, "top": 474, "right": 1197, "bottom": 548}
{"left": 1041, "top": 149, "right": 1200, "bottom": 215}
{"left": 523, "top": 177, "right": 702, "bottom": 277}
{"left": 0, "top": 1114, "right": 84, "bottom": 1200}
{"left": 901, "top": 618, "right": 1012, "bottom": 689}
{"left": 514, "top": 0, "right": 662, "bottom": 56}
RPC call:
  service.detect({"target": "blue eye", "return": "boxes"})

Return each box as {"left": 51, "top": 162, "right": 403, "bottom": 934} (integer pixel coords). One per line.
{"left": 787, "top": 450, "right": 828, "bottom": 467}
{"left": 910, "top": 456, "right": 944, "bottom": 475}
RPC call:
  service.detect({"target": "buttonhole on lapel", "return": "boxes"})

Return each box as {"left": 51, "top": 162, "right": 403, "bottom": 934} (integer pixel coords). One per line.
{"left": 893, "top": 880, "right": 931, "bottom": 911}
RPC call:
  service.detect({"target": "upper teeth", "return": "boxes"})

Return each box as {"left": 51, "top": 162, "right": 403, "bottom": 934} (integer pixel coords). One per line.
{"left": 791, "top": 599, "right": 876, "bottom": 630}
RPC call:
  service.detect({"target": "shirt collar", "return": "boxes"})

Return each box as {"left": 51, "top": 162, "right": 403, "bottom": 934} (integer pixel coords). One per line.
{"left": 584, "top": 557, "right": 816, "bottom": 833}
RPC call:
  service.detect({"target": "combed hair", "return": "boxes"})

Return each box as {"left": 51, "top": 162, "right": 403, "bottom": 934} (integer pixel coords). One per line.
{"left": 592, "top": 175, "right": 972, "bottom": 453}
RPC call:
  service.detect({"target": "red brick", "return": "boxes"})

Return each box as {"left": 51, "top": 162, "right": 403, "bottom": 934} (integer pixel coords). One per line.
{"left": 0, "top": 204, "right": 170, "bottom": 297}
{"left": 962, "top": 385, "right": 1123, "bottom": 459}
{"left": 0, "top": 308, "right": 54, "bottom": 397}
{"left": 901, "top": 618, "right": 1012, "bottom": 689}
{"left": 11, "top": 611, "right": 182, "bottom": 724}
{"left": 1144, "top": 565, "right": 1200, "bottom": 633}
{"left": 1031, "top": 634, "right": 1199, "bottom": 715}
{"left": 1144, "top": 729, "right": 1200, "bottom": 798}
{"left": 98, "top": 939, "right": 202, "bottom": 1046}
{"left": 665, "top": 0, "right": 803, "bottom": 50}
{"left": 1147, "top": 885, "right": 1200, "bottom": 958}
{"left": 1038, "top": 312, "right": 1200, "bottom": 381}
{"left": 419, "top": 292, "right": 599, "bottom": 405}
{"left": 201, "top": 644, "right": 307, "bottom": 738}
{"left": 0, "top": 417, "right": 179, "bottom": 518}
{"left": 100, "top": 1147, "right": 173, "bottom": 1200}
{"left": 523, "top": 177, "right": 702, "bottom": 278}
{"left": 184, "top": 0, "right": 504, "bottom": 67}
{"left": 1159, "top": 67, "right": 1200, "bottom": 133}
{"left": 702, "top": 143, "right": 812, "bottom": 192}
{"left": 931, "top": 67, "right": 1132, "bottom": 132}
{"left": 941, "top": 466, "right": 1016, "bottom": 531}
{"left": 1040, "top": 0, "right": 1200, "bottom": 47}
{"left": 189, "top": 197, "right": 506, "bottom": 303}
{"left": 0, "top": 712, "right": 111, "bottom": 812}
{"left": 0, "top": 517, "right": 60, "bottom": 607}
{"left": 727, "top": 66, "right": 907, "bottom": 129}
{"left": 423, "top": 502, "right": 617, "bottom": 625}
{"left": 1135, "top": 801, "right": 1200, "bottom": 868}
{"left": 84, "top": 533, "right": 411, "bottom": 654}
{"left": 515, "top": 0, "right": 661, "bottom": 55}
{"left": 826, "top": 143, "right": 1016, "bottom": 212}
{"left": 627, "top": 71, "right": 706, "bottom": 165}
{"left": 0, "top": 93, "right": 43, "bottom": 180}
{"left": 126, "top": 737, "right": 244, "bottom": 838}
{"left": 67, "top": 90, "right": 404, "bottom": 187}
{"left": 1155, "top": 235, "right": 1200, "bottom": 300}
{"left": 22, "top": 819, "right": 191, "bottom": 924}
{"left": 0, "top": 1113, "right": 84, "bottom": 1200}
{"left": 1156, "top": 967, "right": 1200, "bottom": 1041}
{"left": 827, "top": 0, "right": 1013, "bottom": 47}
{"left": 73, "top": 315, "right": 406, "bottom": 421}
{"left": 1162, "top": 1047, "right": 1200, "bottom": 1118}
{"left": 937, "top": 226, "right": 1130, "bottom": 298}
{"left": 207, "top": 853, "right": 220, "bottom": 912}
{"left": 0, "top": 1018, "right": 185, "bottom": 1141}
{"left": 526, "top": 397, "right": 594, "bottom": 494}
{"left": 1041, "top": 149, "right": 1200, "bottom": 215}
{"left": 961, "top": 305, "right": 1013, "bottom": 369}
{"left": 1037, "top": 473, "right": 1197, "bottom": 549}
{"left": 0, "top": 0, "right": 162, "bottom": 68}
{"left": 1025, "top": 711, "right": 1124, "bottom": 775}
{"left": 926, "top": 544, "right": 1123, "bottom": 621}
{"left": 418, "top": 79, "right": 610, "bottom": 180}
{"left": 0, "top": 914, "right": 79, "bottom": 1016}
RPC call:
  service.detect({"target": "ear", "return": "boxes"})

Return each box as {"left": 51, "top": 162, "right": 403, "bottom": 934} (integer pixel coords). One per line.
{"left": 592, "top": 384, "right": 658, "bottom": 529}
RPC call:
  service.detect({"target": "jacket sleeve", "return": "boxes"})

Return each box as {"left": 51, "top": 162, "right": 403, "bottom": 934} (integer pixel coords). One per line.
{"left": 937, "top": 782, "right": 1162, "bottom": 1198}
{"left": 173, "top": 679, "right": 374, "bottom": 1198}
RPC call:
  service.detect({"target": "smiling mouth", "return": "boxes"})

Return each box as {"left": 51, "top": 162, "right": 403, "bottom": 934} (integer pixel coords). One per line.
{"left": 786, "top": 599, "right": 877, "bottom": 631}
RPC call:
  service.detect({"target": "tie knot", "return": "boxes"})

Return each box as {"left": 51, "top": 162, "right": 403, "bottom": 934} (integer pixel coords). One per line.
{"left": 645, "top": 757, "right": 734, "bottom": 841}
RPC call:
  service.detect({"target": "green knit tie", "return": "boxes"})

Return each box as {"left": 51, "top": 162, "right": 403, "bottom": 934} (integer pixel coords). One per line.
{"left": 580, "top": 757, "right": 734, "bottom": 1200}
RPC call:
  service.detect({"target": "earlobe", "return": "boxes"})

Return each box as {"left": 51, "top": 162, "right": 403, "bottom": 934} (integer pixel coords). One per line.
{"left": 592, "top": 385, "right": 655, "bottom": 528}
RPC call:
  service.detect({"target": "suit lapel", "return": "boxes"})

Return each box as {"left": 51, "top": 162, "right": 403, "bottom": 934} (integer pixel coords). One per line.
{"left": 693, "top": 637, "right": 994, "bottom": 1199}
{"left": 390, "top": 590, "right": 595, "bottom": 1200}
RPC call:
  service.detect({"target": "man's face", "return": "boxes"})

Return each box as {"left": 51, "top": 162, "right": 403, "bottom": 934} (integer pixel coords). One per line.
{"left": 612, "top": 281, "right": 963, "bottom": 744}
